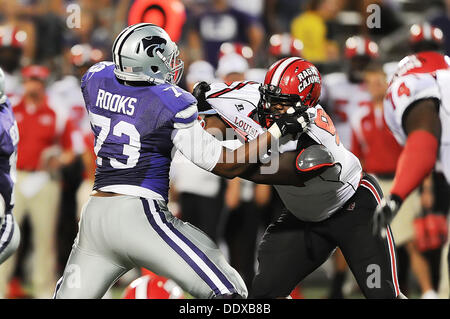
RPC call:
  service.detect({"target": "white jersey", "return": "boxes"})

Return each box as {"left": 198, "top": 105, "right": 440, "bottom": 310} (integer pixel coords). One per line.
{"left": 205, "top": 81, "right": 362, "bottom": 222}
{"left": 48, "top": 75, "right": 90, "bottom": 135}
{"left": 4, "top": 71, "right": 22, "bottom": 106}
{"left": 47, "top": 75, "right": 87, "bottom": 155}
{"left": 384, "top": 69, "right": 450, "bottom": 184}
{"left": 321, "top": 72, "right": 372, "bottom": 149}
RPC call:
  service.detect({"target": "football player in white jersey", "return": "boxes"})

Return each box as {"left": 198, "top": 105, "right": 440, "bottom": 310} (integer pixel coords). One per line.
{"left": 373, "top": 51, "right": 450, "bottom": 289}
{"left": 194, "top": 57, "right": 404, "bottom": 298}
{"left": 320, "top": 38, "right": 383, "bottom": 298}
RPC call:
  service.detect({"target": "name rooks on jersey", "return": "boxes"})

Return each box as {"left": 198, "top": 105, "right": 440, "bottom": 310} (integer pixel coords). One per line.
{"left": 297, "top": 67, "right": 321, "bottom": 92}
{"left": 95, "top": 88, "right": 137, "bottom": 116}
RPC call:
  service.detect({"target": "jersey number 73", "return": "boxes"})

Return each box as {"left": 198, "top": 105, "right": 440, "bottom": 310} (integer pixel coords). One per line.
{"left": 89, "top": 112, "right": 141, "bottom": 169}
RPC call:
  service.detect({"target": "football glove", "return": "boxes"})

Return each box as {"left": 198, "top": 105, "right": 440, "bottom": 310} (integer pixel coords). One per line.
{"left": 268, "top": 107, "right": 311, "bottom": 139}
{"left": 192, "top": 81, "right": 212, "bottom": 112}
{"left": 372, "top": 194, "right": 403, "bottom": 238}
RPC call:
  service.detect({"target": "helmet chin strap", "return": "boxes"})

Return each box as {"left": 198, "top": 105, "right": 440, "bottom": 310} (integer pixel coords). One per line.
{"left": 305, "top": 82, "right": 315, "bottom": 106}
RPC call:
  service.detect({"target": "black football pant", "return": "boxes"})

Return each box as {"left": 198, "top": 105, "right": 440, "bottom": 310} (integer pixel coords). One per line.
{"left": 179, "top": 192, "right": 224, "bottom": 243}
{"left": 225, "top": 202, "right": 260, "bottom": 290}
{"left": 251, "top": 174, "right": 401, "bottom": 299}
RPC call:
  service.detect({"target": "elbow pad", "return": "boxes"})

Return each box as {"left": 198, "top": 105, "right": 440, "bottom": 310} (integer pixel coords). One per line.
{"left": 296, "top": 144, "right": 335, "bottom": 172}
{"left": 295, "top": 144, "right": 341, "bottom": 181}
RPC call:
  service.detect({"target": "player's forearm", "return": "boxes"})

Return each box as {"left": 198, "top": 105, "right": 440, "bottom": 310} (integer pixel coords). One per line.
{"left": 240, "top": 168, "right": 306, "bottom": 186}
{"left": 212, "top": 132, "right": 272, "bottom": 179}
{"left": 173, "top": 122, "right": 273, "bottom": 178}
{"left": 239, "top": 149, "right": 324, "bottom": 186}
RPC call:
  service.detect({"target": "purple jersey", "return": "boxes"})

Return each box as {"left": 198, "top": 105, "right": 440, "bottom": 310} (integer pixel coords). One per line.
{"left": 81, "top": 62, "right": 197, "bottom": 201}
{"left": 0, "top": 99, "right": 19, "bottom": 214}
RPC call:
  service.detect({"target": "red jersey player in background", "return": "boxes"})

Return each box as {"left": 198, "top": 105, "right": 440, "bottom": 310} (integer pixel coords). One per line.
{"left": 48, "top": 44, "right": 102, "bottom": 278}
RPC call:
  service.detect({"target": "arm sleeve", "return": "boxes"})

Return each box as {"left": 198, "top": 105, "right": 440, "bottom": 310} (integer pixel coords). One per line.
{"left": 390, "top": 130, "right": 439, "bottom": 200}
{"left": 171, "top": 120, "right": 223, "bottom": 172}
{"left": 172, "top": 103, "right": 199, "bottom": 129}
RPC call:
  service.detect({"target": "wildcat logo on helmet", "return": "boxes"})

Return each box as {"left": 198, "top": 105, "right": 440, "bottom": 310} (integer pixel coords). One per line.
{"left": 136, "top": 36, "right": 167, "bottom": 58}
{"left": 297, "top": 67, "right": 321, "bottom": 92}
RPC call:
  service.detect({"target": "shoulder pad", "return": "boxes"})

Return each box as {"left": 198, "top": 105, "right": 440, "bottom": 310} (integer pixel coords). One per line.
{"left": 81, "top": 61, "right": 114, "bottom": 84}
{"left": 156, "top": 84, "right": 197, "bottom": 112}
{"left": 296, "top": 144, "right": 335, "bottom": 172}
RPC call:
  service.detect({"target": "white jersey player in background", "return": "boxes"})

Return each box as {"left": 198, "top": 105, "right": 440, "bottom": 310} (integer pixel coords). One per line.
{"left": 373, "top": 51, "right": 450, "bottom": 297}
{"left": 321, "top": 36, "right": 377, "bottom": 149}
{"left": 320, "top": 36, "right": 383, "bottom": 298}
{"left": 0, "top": 27, "right": 25, "bottom": 106}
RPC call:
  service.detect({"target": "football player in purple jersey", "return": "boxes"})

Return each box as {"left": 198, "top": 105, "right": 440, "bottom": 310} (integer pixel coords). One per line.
{"left": 0, "top": 67, "right": 20, "bottom": 268}
{"left": 53, "top": 23, "right": 309, "bottom": 299}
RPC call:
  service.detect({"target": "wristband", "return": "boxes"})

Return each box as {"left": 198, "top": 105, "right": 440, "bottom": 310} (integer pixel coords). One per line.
{"left": 268, "top": 123, "right": 282, "bottom": 139}
{"left": 389, "top": 194, "right": 403, "bottom": 207}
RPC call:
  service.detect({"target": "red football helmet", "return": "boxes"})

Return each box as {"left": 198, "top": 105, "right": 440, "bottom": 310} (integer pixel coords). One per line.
{"left": 344, "top": 36, "right": 379, "bottom": 59}
{"left": 122, "top": 274, "right": 185, "bottom": 299}
{"left": 258, "top": 57, "right": 321, "bottom": 127}
{"left": 269, "top": 33, "right": 303, "bottom": 59}
{"left": 393, "top": 51, "right": 450, "bottom": 80}
{"left": 0, "top": 26, "right": 26, "bottom": 48}
{"left": 409, "top": 23, "right": 443, "bottom": 45}
{"left": 219, "top": 42, "right": 253, "bottom": 61}
{"left": 70, "top": 44, "right": 104, "bottom": 67}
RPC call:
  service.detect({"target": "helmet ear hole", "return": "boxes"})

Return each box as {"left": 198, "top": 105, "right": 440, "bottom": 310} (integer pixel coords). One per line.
{"left": 151, "top": 66, "right": 159, "bottom": 73}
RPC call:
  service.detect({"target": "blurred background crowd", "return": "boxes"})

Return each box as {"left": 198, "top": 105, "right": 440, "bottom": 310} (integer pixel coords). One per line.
{"left": 0, "top": 0, "right": 449, "bottom": 299}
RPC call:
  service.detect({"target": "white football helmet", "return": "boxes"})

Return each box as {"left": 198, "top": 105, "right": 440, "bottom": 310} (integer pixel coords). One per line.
{"left": 112, "top": 23, "right": 184, "bottom": 85}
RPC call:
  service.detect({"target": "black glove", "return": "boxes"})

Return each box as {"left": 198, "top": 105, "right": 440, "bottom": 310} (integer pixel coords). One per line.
{"left": 269, "top": 107, "right": 311, "bottom": 138}
{"left": 372, "top": 194, "right": 403, "bottom": 238}
{"left": 192, "top": 81, "right": 212, "bottom": 112}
